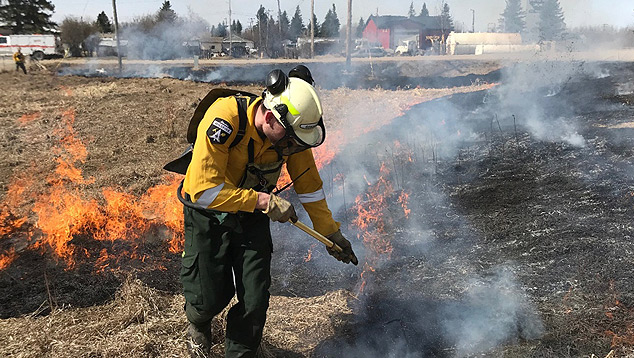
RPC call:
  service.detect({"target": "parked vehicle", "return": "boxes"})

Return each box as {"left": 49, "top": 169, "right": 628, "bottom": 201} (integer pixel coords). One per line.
{"left": 0, "top": 34, "right": 60, "bottom": 60}
{"left": 395, "top": 40, "right": 417, "bottom": 56}
{"left": 351, "top": 47, "right": 388, "bottom": 58}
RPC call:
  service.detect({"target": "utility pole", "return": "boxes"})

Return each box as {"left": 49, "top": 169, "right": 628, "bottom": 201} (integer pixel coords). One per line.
{"left": 228, "top": 0, "right": 233, "bottom": 57}
{"left": 277, "top": 0, "right": 282, "bottom": 33}
{"left": 310, "top": 0, "right": 314, "bottom": 58}
{"left": 258, "top": 14, "right": 263, "bottom": 58}
{"left": 346, "top": 0, "right": 352, "bottom": 67}
{"left": 266, "top": 10, "right": 272, "bottom": 57}
{"left": 112, "top": 0, "right": 122, "bottom": 73}
{"left": 471, "top": 9, "right": 475, "bottom": 33}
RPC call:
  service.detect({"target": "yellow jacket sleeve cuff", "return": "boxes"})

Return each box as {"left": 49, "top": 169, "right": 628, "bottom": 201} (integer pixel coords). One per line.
{"left": 301, "top": 199, "right": 340, "bottom": 237}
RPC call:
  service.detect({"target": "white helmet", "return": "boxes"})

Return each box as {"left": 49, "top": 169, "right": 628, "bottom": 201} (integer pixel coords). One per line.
{"left": 262, "top": 68, "right": 325, "bottom": 154}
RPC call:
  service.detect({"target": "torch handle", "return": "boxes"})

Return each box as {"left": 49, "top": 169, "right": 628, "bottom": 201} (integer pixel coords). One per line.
{"left": 290, "top": 218, "right": 344, "bottom": 253}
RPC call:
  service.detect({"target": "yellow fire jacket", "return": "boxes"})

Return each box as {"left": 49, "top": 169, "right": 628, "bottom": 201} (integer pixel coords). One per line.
{"left": 13, "top": 52, "right": 24, "bottom": 63}
{"left": 183, "top": 96, "right": 340, "bottom": 237}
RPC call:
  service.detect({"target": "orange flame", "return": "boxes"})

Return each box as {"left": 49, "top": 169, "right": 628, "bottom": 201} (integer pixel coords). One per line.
{"left": 358, "top": 263, "right": 376, "bottom": 294}
{"left": 0, "top": 248, "right": 17, "bottom": 270}
{"left": 398, "top": 191, "right": 410, "bottom": 218}
{"left": 352, "top": 139, "right": 415, "bottom": 294}
{"left": 1, "top": 107, "right": 184, "bottom": 271}
{"left": 0, "top": 176, "right": 34, "bottom": 263}
{"left": 141, "top": 176, "right": 184, "bottom": 253}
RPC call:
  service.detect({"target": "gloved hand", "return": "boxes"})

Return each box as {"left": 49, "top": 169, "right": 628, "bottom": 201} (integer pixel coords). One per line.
{"left": 326, "top": 230, "right": 358, "bottom": 265}
{"left": 263, "top": 194, "right": 297, "bottom": 223}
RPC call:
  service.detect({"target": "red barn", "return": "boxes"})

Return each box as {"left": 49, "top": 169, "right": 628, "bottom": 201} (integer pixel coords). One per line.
{"left": 362, "top": 15, "right": 446, "bottom": 50}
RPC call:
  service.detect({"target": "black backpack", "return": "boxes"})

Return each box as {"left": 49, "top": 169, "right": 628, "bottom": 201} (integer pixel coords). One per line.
{"left": 163, "top": 88, "right": 257, "bottom": 175}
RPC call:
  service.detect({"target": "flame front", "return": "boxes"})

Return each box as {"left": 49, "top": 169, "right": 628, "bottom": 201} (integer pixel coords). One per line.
{"left": 352, "top": 144, "right": 412, "bottom": 295}
{"left": 1, "top": 107, "right": 183, "bottom": 271}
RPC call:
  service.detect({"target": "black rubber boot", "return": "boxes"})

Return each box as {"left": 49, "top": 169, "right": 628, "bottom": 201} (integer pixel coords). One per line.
{"left": 186, "top": 321, "right": 212, "bottom": 358}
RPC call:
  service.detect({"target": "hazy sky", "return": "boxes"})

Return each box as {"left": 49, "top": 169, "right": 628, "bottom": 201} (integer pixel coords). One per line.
{"left": 50, "top": 0, "right": 634, "bottom": 32}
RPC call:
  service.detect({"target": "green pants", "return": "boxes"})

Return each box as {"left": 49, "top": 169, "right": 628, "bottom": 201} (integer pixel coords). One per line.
{"left": 180, "top": 205, "right": 272, "bottom": 358}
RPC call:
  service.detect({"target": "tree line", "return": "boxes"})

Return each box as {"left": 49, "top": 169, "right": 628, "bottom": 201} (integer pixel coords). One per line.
{"left": 499, "top": 0, "right": 567, "bottom": 41}
{"left": 0, "top": 0, "right": 620, "bottom": 58}
{"left": 0, "top": 0, "right": 443, "bottom": 52}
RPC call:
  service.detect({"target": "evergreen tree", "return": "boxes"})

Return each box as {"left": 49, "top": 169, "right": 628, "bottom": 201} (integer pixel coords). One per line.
{"left": 500, "top": 0, "right": 525, "bottom": 33}
{"left": 214, "top": 22, "right": 227, "bottom": 37}
{"left": 355, "top": 17, "right": 365, "bottom": 38}
{"left": 440, "top": 2, "right": 454, "bottom": 32}
{"left": 408, "top": 2, "right": 415, "bottom": 18}
{"left": 231, "top": 20, "right": 242, "bottom": 35}
{"left": 0, "top": 0, "right": 57, "bottom": 34}
{"left": 321, "top": 4, "right": 340, "bottom": 38}
{"left": 95, "top": 11, "right": 112, "bottom": 33}
{"left": 267, "top": 14, "right": 284, "bottom": 57}
{"left": 289, "top": 6, "right": 304, "bottom": 40}
{"left": 255, "top": 5, "right": 269, "bottom": 51}
{"left": 256, "top": 5, "right": 268, "bottom": 31}
{"left": 157, "top": 0, "right": 177, "bottom": 23}
{"left": 420, "top": 3, "right": 429, "bottom": 17}
{"left": 538, "top": 0, "right": 566, "bottom": 40}
{"left": 311, "top": 13, "right": 321, "bottom": 37}
{"left": 280, "top": 10, "right": 290, "bottom": 39}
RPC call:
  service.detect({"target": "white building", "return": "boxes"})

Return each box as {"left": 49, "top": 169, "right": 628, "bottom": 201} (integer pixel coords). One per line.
{"left": 446, "top": 32, "right": 539, "bottom": 55}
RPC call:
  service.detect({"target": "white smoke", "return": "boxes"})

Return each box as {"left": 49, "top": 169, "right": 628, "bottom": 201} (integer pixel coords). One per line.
{"left": 441, "top": 267, "right": 544, "bottom": 356}
{"left": 121, "top": 14, "right": 208, "bottom": 60}
{"left": 489, "top": 60, "right": 591, "bottom": 147}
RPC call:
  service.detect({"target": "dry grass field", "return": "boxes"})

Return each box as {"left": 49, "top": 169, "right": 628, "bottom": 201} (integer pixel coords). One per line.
{"left": 0, "top": 60, "right": 496, "bottom": 357}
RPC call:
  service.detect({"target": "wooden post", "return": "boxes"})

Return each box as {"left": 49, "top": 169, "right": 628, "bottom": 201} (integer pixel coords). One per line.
{"left": 228, "top": 0, "right": 233, "bottom": 57}
{"left": 310, "top": 0, "right": 315, "bottom": 58}
{"left": 112, "top": 0, "right": 122, "bottom": 73}
{"left": 277, "top": 0, "right": 282, "bottom": 32}
{"left": 346, "top": 0, "right": 352, "bottom": 68}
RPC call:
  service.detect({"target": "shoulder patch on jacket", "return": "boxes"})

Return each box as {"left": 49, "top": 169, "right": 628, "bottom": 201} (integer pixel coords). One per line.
{"left": 207, "top": 118, "right": 233, "bottom": 144}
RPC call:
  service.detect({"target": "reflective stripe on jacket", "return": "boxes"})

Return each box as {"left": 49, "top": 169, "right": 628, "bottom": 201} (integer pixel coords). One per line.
{"left": 183, "top": 95, "right": 340, "bottom": 237}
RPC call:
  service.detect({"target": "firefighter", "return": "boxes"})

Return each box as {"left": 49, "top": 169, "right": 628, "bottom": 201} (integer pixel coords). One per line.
{"left": 180, "top": 66, "right": 358, "bottom": 358}
{"left": 13, "top": 48, "right": 27, "bottom": 74}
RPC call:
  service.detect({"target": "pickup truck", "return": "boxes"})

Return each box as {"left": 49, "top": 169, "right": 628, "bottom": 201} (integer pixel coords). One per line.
{"left": 395, "top": 40, "right": 417, "bottom": 56}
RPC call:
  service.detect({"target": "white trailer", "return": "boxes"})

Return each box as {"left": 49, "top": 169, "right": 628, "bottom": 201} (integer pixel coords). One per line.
{"left": 0, "top": 34, "right": 60, "bottom": 60}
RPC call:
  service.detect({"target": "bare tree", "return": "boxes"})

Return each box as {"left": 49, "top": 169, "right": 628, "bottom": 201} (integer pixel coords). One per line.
{"left": 60, "top": 17, "right": 99, "bottom": 56}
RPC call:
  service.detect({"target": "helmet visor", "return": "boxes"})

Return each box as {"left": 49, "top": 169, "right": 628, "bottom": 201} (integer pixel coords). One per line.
{"left": 272, "top": 103, "right": 325, "bottom": 146}
{"left": 273, "top": 114, "right": 325, "bottom": 156}
{"left": 273, "top": 134, "right": 311, "bottom": 156}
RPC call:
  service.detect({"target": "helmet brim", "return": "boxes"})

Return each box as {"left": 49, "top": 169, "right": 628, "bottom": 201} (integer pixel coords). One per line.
{"left": 294, "top": 119, "right": 325, "bottom": 147}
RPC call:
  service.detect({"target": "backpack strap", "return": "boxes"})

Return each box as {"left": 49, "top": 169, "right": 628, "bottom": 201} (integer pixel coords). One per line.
{"left": 230, "top": 97, "right": 249, "bottom": 148}
{"left": 247, "top": 138, "right": 255, "bottom": 163}
{"left": 187, "top": 88, "right": 257, "bottom": 144}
